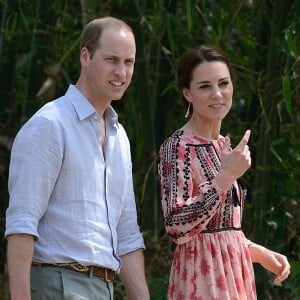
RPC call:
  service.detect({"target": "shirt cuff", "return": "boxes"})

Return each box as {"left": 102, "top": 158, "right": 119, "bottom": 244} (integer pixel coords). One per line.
{"left": 5, "top": 213, "right": 40, "bottom": 240}
{"left": 117, "top": 232, "right": 145, "bottom": 257}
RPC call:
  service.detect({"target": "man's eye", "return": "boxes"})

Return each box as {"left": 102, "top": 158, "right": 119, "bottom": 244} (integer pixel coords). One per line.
{"left": 125, "top": 60, "right": 134, "bottom": 66}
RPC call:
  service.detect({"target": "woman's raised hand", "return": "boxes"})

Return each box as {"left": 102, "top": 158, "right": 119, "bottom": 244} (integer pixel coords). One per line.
{"left": 216, "top": 130, "right": 251, "bottom": 190}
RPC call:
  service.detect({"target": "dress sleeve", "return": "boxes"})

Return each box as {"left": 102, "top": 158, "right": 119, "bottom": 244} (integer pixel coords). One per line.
{"left": 158, "top": 136, "right": 228, "bottom": 244}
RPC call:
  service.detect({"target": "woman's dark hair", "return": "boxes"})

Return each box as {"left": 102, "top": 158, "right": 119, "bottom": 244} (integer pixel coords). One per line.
{"left": 80, "top": 17, "right": 133, "bottom": 59}
{"left": 176, "top": 45, "right": 233, "bottom": 107}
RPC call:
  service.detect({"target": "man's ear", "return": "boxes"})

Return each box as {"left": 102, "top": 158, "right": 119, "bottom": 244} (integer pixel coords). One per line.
{"left": 79, "top": 47, "right": 90, "bottom": 66}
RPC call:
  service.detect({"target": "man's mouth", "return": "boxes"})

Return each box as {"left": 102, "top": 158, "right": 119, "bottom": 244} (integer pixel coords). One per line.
{"left": 110, "top": 81, "right": 123, "bottom": 87}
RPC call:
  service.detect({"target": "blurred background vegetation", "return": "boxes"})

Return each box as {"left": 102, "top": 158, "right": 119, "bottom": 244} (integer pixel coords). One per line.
{"left": 0, "top": 0, "right": 299, "bottom": 299}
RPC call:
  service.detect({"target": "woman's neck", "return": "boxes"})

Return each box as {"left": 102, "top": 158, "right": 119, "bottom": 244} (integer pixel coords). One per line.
{"left": 183, "top": 117, "right": 221, "bottom": 140}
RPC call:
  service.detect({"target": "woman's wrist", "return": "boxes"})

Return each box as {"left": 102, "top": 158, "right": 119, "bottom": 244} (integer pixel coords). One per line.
{"left": 215, "top": 172, "right": 235, "bottom": 192}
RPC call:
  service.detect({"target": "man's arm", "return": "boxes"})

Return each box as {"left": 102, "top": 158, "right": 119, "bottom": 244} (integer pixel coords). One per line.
{"left": 119, "top": 249, "right": 150, "bottom": 300}
{"left": 7, "top": 234, "right": 34, "bottom": 300}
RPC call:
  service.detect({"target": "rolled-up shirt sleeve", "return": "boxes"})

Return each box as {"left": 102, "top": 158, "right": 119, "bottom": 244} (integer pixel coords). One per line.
{"left": 116, "top": 155, "right": 145, "bottom": 256}
{"left": 5, "top": 116, "right": 63, "bottom": 239}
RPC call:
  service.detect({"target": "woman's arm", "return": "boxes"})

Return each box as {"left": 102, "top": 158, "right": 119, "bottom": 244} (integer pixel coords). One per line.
{"left": 158, "top": 138, "right": 226, "bottom": 244}
{"left": 248, "top": 242, "right": 291, "bottom": 283}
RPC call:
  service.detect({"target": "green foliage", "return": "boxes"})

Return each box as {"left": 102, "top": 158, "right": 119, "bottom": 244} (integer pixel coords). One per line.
{"left": 0, "top": 0, "right": 300, "bottom": 298}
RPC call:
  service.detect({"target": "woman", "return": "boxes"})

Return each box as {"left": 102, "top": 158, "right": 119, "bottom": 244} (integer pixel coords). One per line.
{"left": 158, "top": 45, "right": 290, "bottom": 300}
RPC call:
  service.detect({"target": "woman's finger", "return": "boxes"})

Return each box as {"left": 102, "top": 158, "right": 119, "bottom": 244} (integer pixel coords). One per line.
{"left": 235, "top": 129, "right": 251, "bottom": 150}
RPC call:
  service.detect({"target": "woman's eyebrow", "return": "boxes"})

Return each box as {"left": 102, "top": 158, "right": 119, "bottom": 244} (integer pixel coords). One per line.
{"left": 196, "top": 80, "right": 209, "bottom": 85}
{"left": 196, "top": 77, "right": 230, "bottom": 84}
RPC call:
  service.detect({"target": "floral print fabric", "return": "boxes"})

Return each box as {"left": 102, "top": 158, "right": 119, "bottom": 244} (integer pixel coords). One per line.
{"left": 158, "top": 129, "right": 257, "bottom": 300}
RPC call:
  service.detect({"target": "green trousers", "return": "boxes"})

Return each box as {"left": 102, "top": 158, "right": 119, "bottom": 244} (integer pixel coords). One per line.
{"left": 31, "top": 265, "right": 114, "bottom": 300}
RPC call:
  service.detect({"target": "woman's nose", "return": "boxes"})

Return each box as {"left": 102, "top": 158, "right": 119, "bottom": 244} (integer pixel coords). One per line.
{"left": 212, "top": 86, "right": 222, "bottom": 98}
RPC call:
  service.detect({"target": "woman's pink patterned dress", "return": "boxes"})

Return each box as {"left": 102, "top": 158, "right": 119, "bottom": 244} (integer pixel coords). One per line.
{"left": 158, "top": 129, "right": 257, "bottom": 300}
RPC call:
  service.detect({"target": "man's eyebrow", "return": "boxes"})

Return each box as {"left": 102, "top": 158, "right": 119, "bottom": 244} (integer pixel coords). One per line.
{"left": 103, "top": 54, "right": 135, "bottom": 60}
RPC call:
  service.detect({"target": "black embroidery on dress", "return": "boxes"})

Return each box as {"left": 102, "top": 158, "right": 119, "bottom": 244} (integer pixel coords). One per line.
{"left": 159, "top": 130, "right": 248, "bottom": 240}
{"left": 182, "top": 145, "right": 191, "bottom": 201}
{"left": 232, "top": 185, "right": 240, "bottom": 207}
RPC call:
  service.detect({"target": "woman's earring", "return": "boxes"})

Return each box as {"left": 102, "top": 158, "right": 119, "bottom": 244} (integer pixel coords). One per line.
{"left": 185, "top": 102, "right": 191, "bottom": 118}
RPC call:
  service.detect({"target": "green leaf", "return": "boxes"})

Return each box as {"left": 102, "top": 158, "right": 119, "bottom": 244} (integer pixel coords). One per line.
{"left": 166, "top": 14, "right": 175, "bottom": 54}
{"left": 267, "top": 220, "right": 278, "bottom": 229}
{"left": 282, "top": 76, "right": 292, "bottom": 116}
{"left": 185, "top": 0, "right": 192, "bottom": 32}
{"left": 284, "top": 27, "right": 297, "bottom": 58}
{"left": 270, "top": 146, "right": 283, "bottom": 164}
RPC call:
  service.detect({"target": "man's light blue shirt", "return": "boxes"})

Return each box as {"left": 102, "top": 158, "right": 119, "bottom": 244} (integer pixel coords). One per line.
{"left": 5, "top": 85, "right": 145, "bottom": 271}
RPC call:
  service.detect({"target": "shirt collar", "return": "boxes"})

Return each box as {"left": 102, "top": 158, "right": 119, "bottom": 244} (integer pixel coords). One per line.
{"left": 104, "top": 105, "right": 119, "bottom": 129}
{"left": 66, "top": 85, "right": 119, "bottom": 128}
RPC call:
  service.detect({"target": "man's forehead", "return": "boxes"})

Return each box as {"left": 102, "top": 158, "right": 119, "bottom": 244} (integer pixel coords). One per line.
{"left": 101, "top": 25, "right": 134, "bottom": 38}
{"left": 96, "top": 45, "right": 136, "bottom": 58}
{"left": 97, "top": 28, "right": 135, "bottom": 57}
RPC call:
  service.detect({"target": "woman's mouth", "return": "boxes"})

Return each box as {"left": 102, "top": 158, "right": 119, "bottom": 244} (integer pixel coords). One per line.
{"left": 209, "top": 103, "right": 224, "bottom": 108}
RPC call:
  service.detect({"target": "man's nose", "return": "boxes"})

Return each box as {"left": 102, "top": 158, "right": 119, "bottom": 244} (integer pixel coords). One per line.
{"left": 114, "top": 63, "right": 126, "bottom": 77}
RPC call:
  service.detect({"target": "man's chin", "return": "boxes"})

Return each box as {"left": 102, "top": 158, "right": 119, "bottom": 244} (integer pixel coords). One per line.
{"left": 111, "top": 97, "right": 123, "bottom": 102}
{"left": 111, "top": 92, "right": 126, "bottom": 101}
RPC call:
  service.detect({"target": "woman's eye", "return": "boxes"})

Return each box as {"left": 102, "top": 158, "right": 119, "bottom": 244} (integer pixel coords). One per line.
{"left": 199, "top": 84, "right": 210, "bottom": 89}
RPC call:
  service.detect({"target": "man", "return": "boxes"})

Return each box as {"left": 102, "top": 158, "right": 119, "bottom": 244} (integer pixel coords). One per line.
{"left": 5, "top": 17, "right": 150, "bottom": 300}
